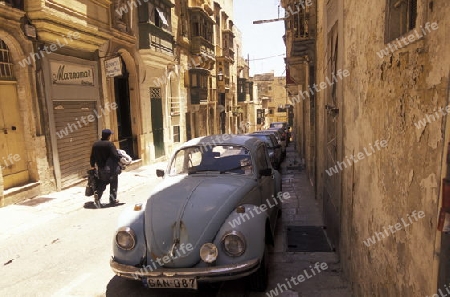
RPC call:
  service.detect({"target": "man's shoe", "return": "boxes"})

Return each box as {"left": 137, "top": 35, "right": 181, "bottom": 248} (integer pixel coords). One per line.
{"left": 109, "top": 199, "right": 119, "bottom": 205}
{"left": 94, "top": 193, "right": 102, "bottom": 209}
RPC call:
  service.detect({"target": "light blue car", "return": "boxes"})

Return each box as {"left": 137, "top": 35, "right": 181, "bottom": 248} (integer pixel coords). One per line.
{"left": 110, "top": 135, "right": 283, "bottom": 292}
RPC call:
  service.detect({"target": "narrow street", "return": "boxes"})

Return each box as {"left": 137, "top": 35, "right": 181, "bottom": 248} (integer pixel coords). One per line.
{"left": 0, "top": 145, "right": 351, "bottom": 297}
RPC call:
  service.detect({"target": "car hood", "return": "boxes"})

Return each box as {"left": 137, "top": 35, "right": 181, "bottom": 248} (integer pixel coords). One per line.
{"left": 145, "top": 174, "right": 256, "bottom": 268}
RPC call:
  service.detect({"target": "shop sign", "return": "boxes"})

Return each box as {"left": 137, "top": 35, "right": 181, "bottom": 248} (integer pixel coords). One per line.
{"left": 51, "top": 62, "right": 94, "bottom": 86}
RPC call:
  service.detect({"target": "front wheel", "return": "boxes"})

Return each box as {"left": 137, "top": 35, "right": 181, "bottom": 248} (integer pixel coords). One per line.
{"left": 248, "top": 244, "right": 269, "bottom": 292}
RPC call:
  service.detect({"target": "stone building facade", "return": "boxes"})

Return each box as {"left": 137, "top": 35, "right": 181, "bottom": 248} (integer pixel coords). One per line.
{"left": 0, "top": 0, "right": 249, "bottom": 207}
{"left": 251, "top": 72, "right": 289, "bottom": 130}
{"left": 282, "top": 0, "right": 450, "bottom": 295}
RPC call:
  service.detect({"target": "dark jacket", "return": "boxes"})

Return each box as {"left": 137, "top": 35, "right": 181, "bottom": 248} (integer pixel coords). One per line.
{"left": 90, "top": 139, "right": 121, "bottom": 181}
{"left": 90, "top": 139, "right": 120, "bottom": 168}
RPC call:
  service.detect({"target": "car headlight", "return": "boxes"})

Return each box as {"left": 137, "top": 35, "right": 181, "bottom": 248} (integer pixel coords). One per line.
{"left": 200, "top": 243, "right": 218, "bottom": 263}
{"left": 115, "top": 227, "right": 136, "bottom": 250}
{"left": 221, "top": 231, "right": 246, "bottom": 257}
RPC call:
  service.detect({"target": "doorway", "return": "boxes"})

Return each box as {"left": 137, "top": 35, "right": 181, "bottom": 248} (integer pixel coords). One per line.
{"left": 150, "top": 87, "right": 165, "bottom": 159}
{"left": 114, "top": 66, "right": 136, "bottom": 159}
{"left": 0, "top": 83, "right": 30, "bottom": 188}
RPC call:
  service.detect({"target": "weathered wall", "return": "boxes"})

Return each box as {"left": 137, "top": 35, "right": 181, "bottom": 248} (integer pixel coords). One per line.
{"left": 0, "top": 5, "right": 56, "bottom": 205}
{"left": 315, "top": 0, "right": 450, "bottom": 295}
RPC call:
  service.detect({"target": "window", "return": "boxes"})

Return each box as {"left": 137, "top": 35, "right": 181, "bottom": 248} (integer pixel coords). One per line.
{"left": 257, "top": 109, "right": 264, "bottom": 125}
{"left": 237, "top": 78, "right": 246, "bottom": 102}
{"left": 139, "top": 0, "right": 172, "bottom": 32}
{"left": 385, "top": 0, "right": 417, "bottom": 42}
{"left": 0, "top": 40, "right": 14, "bottom": 80}
{"left": 190, "top": 70, "right": 209, "bottom": 104}
{"left": 150, "top": 87, "right": 161, "bottom": 99}
{"left": 169, "top": 145, "right": 252, "bottom": 176}
{"left": 173, "top": 126, "right": 180, "bottom": 142}
{"left": 191, "top": 14, "right": 213, "bottom": 43}
{"left": 291, "top": 7, "right": 310, "bottom": 38}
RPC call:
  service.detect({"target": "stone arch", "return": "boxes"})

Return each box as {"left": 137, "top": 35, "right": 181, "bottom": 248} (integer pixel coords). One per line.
{"left": 0, "top": 29, "right": 40, "bottom": 184}
{"left": 0, "top": 29, "right": 37, "bottom": 138}
{"left": 113, "top": 48, "right": 142, "bottom": 158}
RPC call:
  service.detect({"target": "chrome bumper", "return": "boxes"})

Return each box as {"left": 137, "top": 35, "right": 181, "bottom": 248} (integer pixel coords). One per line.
{"left": 110, "top": 257, "right": 260, "bottom": 283}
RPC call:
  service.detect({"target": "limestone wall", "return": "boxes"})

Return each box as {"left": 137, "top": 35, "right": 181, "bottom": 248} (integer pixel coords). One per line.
{"left": 315, "top": 0, "right": 450, "bottom": 295}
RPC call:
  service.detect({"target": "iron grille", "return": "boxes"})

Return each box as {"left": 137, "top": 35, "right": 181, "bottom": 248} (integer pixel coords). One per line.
{"left": 0, "top": 40, "right": 15, "bottom": 80}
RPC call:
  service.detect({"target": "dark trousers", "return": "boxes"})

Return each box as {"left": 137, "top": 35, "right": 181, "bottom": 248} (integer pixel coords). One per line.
{"left": 95, "top": 174, "right": 118, "bottom": 201}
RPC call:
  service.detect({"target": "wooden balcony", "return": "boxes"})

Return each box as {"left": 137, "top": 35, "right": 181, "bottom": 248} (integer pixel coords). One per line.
{"left": 190, "top": 88, "right": 208, "bottom": 105}
{"left": 139, "top": 23, "right": 174, "bottom": 54}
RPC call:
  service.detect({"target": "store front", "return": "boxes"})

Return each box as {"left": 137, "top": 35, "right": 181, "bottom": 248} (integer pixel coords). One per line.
{"left": 43, "top": 56, "right": 100, "bottom": 190}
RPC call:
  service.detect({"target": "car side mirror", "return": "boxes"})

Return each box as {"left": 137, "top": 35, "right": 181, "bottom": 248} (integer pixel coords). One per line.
{"left": 156, "top": 169, "right": 165, "bottom": 177}
{"left": 259, "top": 168, "right": 272, "bottom": 176}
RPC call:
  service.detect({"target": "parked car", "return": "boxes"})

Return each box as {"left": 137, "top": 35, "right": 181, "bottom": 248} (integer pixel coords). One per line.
{"left": 248, "top": 132, "right": 282, "bottom": 169}
{"left": 261, "top": 129, "right": 286, "bottom": 158}
{"left": 269, "top": 121, "right": 287, "bottom": 130}
{"left": 267, "top": 126, "right": 290, "bottom": 146}
{"left": 110, "top": 135, "right": 282, "bottom": 292}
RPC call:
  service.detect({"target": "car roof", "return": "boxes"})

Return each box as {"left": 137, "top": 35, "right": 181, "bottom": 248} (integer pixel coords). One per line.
{"left": 260, "top": 129, "right": 280, "bottom": 134}
{"left": 181, "top": 134, "right": 263, "bottom": 152}
{"left": 248, "top": 133, "right": 277, "bottom": 142}
{"left": 249, "top": 131, "right": 275, "bottom": 135}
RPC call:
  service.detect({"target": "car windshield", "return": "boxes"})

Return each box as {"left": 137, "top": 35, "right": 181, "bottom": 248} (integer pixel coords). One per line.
{"left": 168, "top": 145, "right": 253, "bottom": 176}
{"left": 270, "top": 123, "right": 284, "bottom": 128}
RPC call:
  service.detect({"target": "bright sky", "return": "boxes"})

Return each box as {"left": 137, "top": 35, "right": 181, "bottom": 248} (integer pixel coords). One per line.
{"left": 234, "top": 0, "right": 286, "bottom": 77}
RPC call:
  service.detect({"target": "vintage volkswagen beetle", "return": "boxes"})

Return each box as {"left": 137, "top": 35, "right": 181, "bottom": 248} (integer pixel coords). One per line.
{"left": 110, "top": 135, "right": 283, "bottom": 291}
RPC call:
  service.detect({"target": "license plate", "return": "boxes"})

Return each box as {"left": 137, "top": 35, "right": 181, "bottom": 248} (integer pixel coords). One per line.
{"left": 147, "top": 277, "right": 197, "bottom": 289}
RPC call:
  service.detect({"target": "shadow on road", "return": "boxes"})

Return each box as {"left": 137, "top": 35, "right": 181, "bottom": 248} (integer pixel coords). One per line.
{"left": 83, "top": 201, "right": 126, "bottom": 209}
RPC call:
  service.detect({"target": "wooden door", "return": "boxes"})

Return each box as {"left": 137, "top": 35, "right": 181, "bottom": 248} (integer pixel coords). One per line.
{"left": 0, "top": 83, "right": 29, "bottom": 188}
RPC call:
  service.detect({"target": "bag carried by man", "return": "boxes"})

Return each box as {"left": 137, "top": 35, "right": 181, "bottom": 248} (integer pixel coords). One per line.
{"left": 85, "top": 169, "right": 99, "bottom": 196}
{"left": 86, "top": 149, "right": 133, "bottom": 195}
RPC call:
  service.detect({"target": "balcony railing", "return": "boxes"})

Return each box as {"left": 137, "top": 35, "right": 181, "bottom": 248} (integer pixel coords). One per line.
{"left": 170, "top": 96, "right": 182, "bottom": 116}
{"left": 190, "top": 36, "right": 214, "bottom": 56}
{"left": 223, "top": 48, "right": 234, "bottom": 61}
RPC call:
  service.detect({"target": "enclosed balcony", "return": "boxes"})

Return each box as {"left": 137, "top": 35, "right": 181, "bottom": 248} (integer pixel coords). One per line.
{"left": 189, "top": 7, "right": 215, "bottom": 69}
{"left": 189, "top": 69, "right": 209, "bottom": 105}
{"left": 138, "top": 24, "right": 174, "bottom": 53}
{"left": 222, "top": 29, "right": 235, "bottom": 62}
{"left": 284, "top": 2, "right": 316, "bottom": 59}
{"left": 138, "top": 0, "right": 175, "bottom": 53}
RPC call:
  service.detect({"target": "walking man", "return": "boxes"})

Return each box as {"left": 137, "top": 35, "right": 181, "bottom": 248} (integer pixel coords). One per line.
{"left": 90, "top": 129, "right": 121, "bottom": 208}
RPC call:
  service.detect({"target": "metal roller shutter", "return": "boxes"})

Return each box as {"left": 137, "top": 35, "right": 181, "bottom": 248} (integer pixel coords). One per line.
{"left": 53, "top": 101, "right": 98, "bottom": 189}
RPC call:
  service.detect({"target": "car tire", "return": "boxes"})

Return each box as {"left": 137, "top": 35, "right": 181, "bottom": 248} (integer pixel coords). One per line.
{"left": 248, "top": 244, "right": 269, "bottom": 292}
